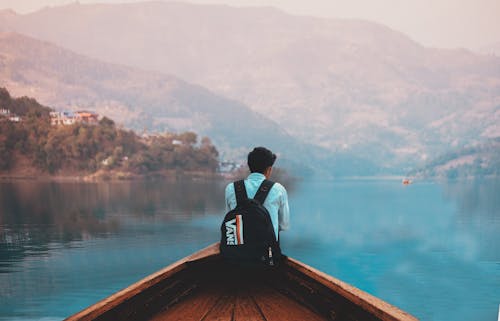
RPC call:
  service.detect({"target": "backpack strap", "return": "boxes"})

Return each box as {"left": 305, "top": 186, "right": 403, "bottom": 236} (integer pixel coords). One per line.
{"left": 234, "top": 180, "right": 248, "bottom": 206}
{"left": 253, "top": 179, "right": 275, "bottom": 205}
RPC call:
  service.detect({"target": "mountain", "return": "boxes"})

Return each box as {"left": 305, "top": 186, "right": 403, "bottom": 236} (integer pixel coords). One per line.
{"left": 0, "top": 87, "right": 220, "bottom": 176}
{"left": 477, "top": 41, "right": 500, "bottom": 56}
{"left": 0, "top": 31, "right": 323, "bottom": 171}
{"left": 1, "top": 32, "right": 378, "bottom": 176}
{"left": 409, "top": 138, "right": 500, "bottom": 178}
{"left": 1, "top": 2, "right": 499, "bottom": 171}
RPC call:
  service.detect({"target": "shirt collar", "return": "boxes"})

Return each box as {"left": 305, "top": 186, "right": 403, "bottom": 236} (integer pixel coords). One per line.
{"left": 247, "top": 172, "right": 266, "bottom": 181}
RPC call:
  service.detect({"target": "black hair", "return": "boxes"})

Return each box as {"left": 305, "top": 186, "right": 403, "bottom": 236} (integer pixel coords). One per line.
{"left": 247, "top": 147, "right": 277, "bottom": 174}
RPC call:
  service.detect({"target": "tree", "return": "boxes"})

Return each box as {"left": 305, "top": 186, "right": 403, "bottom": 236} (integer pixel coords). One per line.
{"left": 99, "top": 116, "right": 115, "bottom": 128}
{"left": 178, "top": 131, "right": 197, "bottom": 145}
{"left": 0, "top": 88, "right": 220, "bottom": 175}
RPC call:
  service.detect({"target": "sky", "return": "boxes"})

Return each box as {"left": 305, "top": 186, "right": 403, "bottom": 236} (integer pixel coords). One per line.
{"left": 0, "top": 0, "right": 499, "bottom": 50}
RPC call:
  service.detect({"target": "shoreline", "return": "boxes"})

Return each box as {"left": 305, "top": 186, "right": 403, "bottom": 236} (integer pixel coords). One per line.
{"left": 2, "top": 172, "right": 496, "bottom": 182}
{"left": 0, "top": 169, "right": 223, "bottom": 182}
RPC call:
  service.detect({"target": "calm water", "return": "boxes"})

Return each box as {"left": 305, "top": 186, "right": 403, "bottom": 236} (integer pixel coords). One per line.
{"left": 0, "top": 177, "right": 498, "bottom": 321}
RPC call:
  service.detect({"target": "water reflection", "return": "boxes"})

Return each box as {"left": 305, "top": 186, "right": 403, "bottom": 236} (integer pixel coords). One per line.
{"left": 282, "top": 178, "right": 500, "bottom": 321}
{"left": 442, "top": 178, "right": 500, "bottom": 262}
{"left": 0, "top": 178, "right": 498, "bottom": 321}
{"left": 0, "top": 178, "right": 225, "bottom": 273}
{"left": 443, "top": 178, "right": 500, "bottom": 220}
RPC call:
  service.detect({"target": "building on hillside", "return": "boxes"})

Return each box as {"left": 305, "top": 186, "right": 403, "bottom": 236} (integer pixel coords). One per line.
{"left": 9, "top": 115, "right": 21, "bottom": 122}
{"left": 75, "top": 111, "right": 99, "bottom": 125}
{"left": 172, "top": 139, "right": 183, "bottom": 146}
{"left": 50, "top": 111, "right": 76, "bottom": 126}
{"left": 50, "top": 110, "right": 99, "bottom": 126}
{"left": 0, "top": 109, "right": 21, "bottom": 122}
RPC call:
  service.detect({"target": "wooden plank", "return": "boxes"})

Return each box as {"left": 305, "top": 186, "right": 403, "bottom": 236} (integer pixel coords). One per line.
{"left": 233, "top": 289, "right": 266, "bottom": 321}
{"left": 65, "top": 244, "right": 220, "bottom": 321}
{"left": 284, "top": 257, "right": 419, "bottom": 321}
{"left": 251, "top": 285, "right": 326, "bottom": 321}
{"left": 149, "top": 288, "right": 223, "bottom": 321}
{"left": 200, "top": 293, "right": 235, "bottom": 321}
{"left": 274, "top": 269, "right": 379, "bottom": 321}
{"left": 95, "top": 276, "right": 196, "bottom": 321}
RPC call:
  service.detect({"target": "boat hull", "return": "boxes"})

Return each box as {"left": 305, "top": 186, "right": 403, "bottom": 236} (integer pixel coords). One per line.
{"left": 65, "top": 243, "right": 418, "bottom": 321}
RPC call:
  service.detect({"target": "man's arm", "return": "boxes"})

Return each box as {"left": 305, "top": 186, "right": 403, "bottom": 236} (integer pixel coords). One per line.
{"left": 278, "top": 185, "right": 290, "bottom": 231}
{"left": 225, "top": 183, "right": 234, "bottom": 212}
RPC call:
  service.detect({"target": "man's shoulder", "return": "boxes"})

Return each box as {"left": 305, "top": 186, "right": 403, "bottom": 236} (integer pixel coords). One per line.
{"left": 225, "top": 182, "right": 235, "bottom": 194}
{"left": 270, "top": 181, "right": 287, "bottom": 194}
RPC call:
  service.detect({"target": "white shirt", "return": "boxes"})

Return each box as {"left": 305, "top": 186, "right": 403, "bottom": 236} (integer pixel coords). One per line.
{"left": 225, "top": 172, "right": 290, "bottom": 239}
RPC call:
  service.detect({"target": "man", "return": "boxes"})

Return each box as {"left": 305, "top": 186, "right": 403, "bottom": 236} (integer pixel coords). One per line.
{"left": 225, "top": 147, "right": 290, "bottom": 241}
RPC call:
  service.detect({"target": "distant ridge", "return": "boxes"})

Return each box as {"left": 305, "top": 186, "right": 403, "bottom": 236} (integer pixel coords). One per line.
{"left": 410, "top": 138, "right": 500, "bottom": 178}
{"left": 1, "top": 31, "right": 366, "bottom": 175}
{"left": 477, "top": 41, "right": 500, "bottom": 56}
{"left": 0, "top": 1, "right": 499, "bottom": 173}
{"left": 0, "top": 32, "right": 292, "bottom": 153}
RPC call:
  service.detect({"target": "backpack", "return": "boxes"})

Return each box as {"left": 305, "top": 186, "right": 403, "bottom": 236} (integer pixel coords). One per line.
{"left": 219, "top": 179, "right": 282, "bottom": 267}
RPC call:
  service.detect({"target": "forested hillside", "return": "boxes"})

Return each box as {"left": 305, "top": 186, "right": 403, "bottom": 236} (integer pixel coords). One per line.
{"left": 409, "top": 138, "right": 500, "bottom": 178}
{"left": 0, "top": 88, "right": 219, "bottom": 177}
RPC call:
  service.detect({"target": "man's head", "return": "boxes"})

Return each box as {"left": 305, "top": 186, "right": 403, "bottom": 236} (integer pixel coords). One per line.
{"left": 248, "top": 147, "right": 276, "bottom": 177}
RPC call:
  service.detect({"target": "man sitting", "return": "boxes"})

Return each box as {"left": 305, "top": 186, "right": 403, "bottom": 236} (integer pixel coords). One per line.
{"left": 224, "top": 146, "right": 290, "bottom": 244}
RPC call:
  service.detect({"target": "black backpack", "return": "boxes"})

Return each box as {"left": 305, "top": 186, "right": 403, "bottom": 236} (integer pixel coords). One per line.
{"left": 219, "top": 179, "right": 282, "bottom": 267}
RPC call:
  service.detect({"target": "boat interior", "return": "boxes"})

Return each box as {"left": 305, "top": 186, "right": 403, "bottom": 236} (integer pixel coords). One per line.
{"left": 66, "top": 244, "right": 417, "bottom": 321}
{"left": 90, "top": 257, "right": 387, "bottom": 321}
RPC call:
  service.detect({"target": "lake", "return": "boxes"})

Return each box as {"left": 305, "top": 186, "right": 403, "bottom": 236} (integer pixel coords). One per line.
{"left": 0, "top": 177, "right": 498, "bottom": 321}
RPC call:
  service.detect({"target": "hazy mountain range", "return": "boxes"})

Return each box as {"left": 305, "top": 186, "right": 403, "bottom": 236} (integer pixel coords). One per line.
{"left": 0, "top": 32, "right": 294, "bottom": 158}
{"left": 1, "top": 2, "right": 499, "bottom": 174}
{"left": 2, "top": 32, "right": 363, "bottom": 175}
{"left": 410, "top": 138, "right": 500, "bottom": 178}
{"left": 478, "top": 41, "right": 500, "bottom": 56}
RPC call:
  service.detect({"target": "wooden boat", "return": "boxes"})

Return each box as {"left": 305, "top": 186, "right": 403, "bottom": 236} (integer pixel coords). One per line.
{"left": 65, "top": 243, "right": 418, "bottom": 321}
